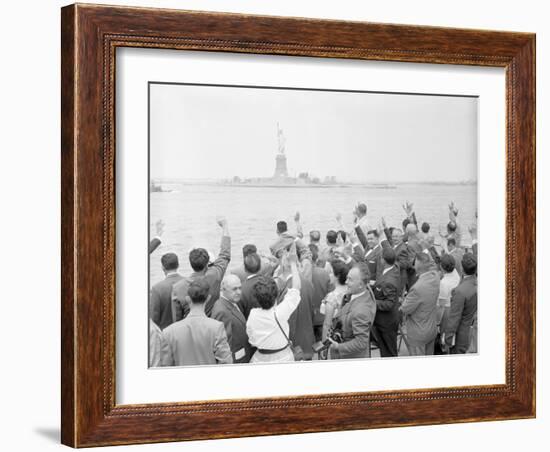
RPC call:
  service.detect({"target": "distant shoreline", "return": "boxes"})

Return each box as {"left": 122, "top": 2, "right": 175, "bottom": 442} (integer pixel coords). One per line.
{"left": 151, "top": 181, "right": 477, "bottom": 188}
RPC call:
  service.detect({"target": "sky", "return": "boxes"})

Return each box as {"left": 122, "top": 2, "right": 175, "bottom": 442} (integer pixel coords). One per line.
{"left": 149, "top": 83, "right": 478, "bottom": 184}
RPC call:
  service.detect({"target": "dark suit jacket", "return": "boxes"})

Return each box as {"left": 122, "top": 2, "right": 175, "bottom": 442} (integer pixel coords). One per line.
{"left": 278, "top": 274, "right": 315, "bottom": 359}
{"left": 372, "top": 265, "right": 401, "bottom": 330}
{"left": 400, "top": 270, "right": 440, "bottom": 345}
{"left": 331, "top": 290, "right": 377, "bottom": 359}
{"left": 442, "top": 275, "right": 477, "bottom": 353}
{"left": 238, "top": 273, "right": 262, "bottom": 320}
{"left": 150, "top": 273, "right": 184, "bottom": 330}
{"left": 172, "top": 235, "right": 231, "bottom": 320}
{"left": 311, "top": 266, "right": 331, "bottom": 327}
{"left": 211, "top": 297, "right": 253, "bottom": 363}
{"left": 354, "top": 226, "right": 382, "bottom": 281}
{"left": 380, "top": 237, "right": 412, "bottom": 294}
{"left": 231, "top": 258, "right": 277, "bottom": 283}
{"left": 149, "top": 237, "right": 161, "bottom": 254}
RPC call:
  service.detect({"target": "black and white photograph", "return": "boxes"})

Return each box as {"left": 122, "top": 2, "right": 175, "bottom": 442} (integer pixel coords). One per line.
{"left": 148, "top": 82, "right": 479, "bottom": 368}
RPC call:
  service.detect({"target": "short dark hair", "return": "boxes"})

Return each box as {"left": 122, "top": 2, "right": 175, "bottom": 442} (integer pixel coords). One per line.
{"left": 440, "top": 254, "right": 456, "bottom": 273}
{"left": 462, "top": 253, "right": 477, "bottom": 275}
{"left": 308, "top": 243, "right": 319, "bottom": 263}
{"left": 242, "top": 244, "right": 257, "bottom": 257}
{"left": 421, "top": 222, "right": 430, "bottom": 233}
{"left": 253, "top": 276, "right": 279, "bottom": 310}
{"left": 309, "top": 230, "right": 321, "bottom": 242}
{"left": 447, "top": 221, "right": 457, "bottom": 232}
{"left": 189, "top": 248, "right": 209, "bottom": 272}
{"left": 356, "top": 203, "right": 367, "bottom": 215}
{"left": 354, "top": 262, "right": 371, "bottom": 287}
{"left": 382, "top": 247, "right": 396, "bottom": 266}
{"left": 447, "top": 238, "right": 457, "bottom": 248}
{"left": 367, "top": 229, "right": 379, "bottom": 238}
{"left": 244, "top": 253, "right": 261, "bottom": 274}
{"left": 326, "top": 230, "right": 338, "bottom": 245}
{"left": 187, "top": 278, "right": 210, "bottom": 304}
{"left": 330, "top": 259, "right": 350, "bottom": 285}
{"left": 338, "top": 230, "right": 347, "bottom": 242}
{"left": 161, "top": 253, "right": 179, "bottom": 271}
{"left": 276, "top": 221, "right": 288, "bottom": 234}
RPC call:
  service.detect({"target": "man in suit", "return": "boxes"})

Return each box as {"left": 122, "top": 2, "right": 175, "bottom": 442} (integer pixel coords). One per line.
{"left": 328, "top": 263, "right": 377, "bottom": 359}
{"left": 269, "top": 220, "right": 311, "bottom": 263}
{"left": 308, "top": 244, "right": 331, "bottom": 342}
{"left": 354, "top": 202, "right": 372, "bottom": 237}
{"left": 150, "top": 252, "right": 184, "bottom": 330}
{"left": 276, "top": 247, "right": 316, "bottom": 360}
{"left": 231, "top": 244, "right": 277, "bottom": 283}
{"left": 447, "top": 238, "right": 465, "bottom": 276}
{"left": 400, "top": 252, "right": 440, "bottom": 356}
{"left": 380, "top": 223, "right": 413, "bottom": 295}
{"left": 172, "top": 216, "right": 231, "bottom": 320}
{"left": 371, "top": 247, "right": 401, "bottom": 357}
{"left": 354, "top": 226, "right": 383, "bottom": 285}
{"left": 442, "top": 253, "right": 478, "bottom": 354}
{"left": 238, "top": 253, "right": 264, "bottom": 319}
{"left": 211, "top": 274, "right": 253, "bottom": 363}
{"left": 161, "top": 278, "right": 232, "bottom": 366}
{"left": 319, "top": 230, "right": 338, "bottom": 264}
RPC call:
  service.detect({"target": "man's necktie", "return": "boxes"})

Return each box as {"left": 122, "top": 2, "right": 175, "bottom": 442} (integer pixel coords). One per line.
{"left": 341, "top": 293, "right": 352, "bottom": 307}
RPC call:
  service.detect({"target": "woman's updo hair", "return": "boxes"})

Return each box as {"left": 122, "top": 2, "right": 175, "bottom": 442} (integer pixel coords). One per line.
{"left": 253, "top": 276, "right": 280, "bottom": 310}
{"left": 330, "top": 259, "right": 351, "bottom": 285}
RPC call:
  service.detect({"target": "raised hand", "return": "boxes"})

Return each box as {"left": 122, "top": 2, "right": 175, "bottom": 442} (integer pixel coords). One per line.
{"left": 381, "top": 216, "right": 387, "bottom": 230}
{"left": 448, "top": 201, "right": 458, "bottom": 216}
{"left": 402, "top": 201, "right": 414, "bottom": 218}
{"left": 287, "top": 242, "right": 298, "bottom": 265}
{"left": 294, "top": 211, "right": 300, "bottom": 222}
{"left": 335, "top": 212, "right": 342, "bottom": 223}
{"left": 336, "top": 232, "right": 344, "bottom": 247}
{"left": 216, "top": 215, "right": 227, "bottom": 228}
{"left": 155, "top": 219, "right": 165, "bottom": 237}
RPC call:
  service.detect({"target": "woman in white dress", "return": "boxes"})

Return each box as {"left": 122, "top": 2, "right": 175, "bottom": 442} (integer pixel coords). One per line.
{"left": 321, "top": 259, "right": 351, "bottom": 341}
{"left": 246, "top": 246, "right": 302, "bottom": 363}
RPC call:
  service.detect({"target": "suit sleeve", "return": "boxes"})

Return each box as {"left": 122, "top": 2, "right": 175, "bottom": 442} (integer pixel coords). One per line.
{"left": 443, "top": 289, "right": 466, "bottom": 339}
{"left": 149, "top": 237, "right": 161, "bottom": 254}
{"left": 374, "top": 281, "right": 398, "bottom": 311}
{"left": 212, "top": 309, "right": 232, "bottom": 344}
{"left": 354, "top": 225, "right": 368, "bottom": 249}
{"left": 209, "top": 235, "right": 231, "bottom": 280}
{"left": 333, "top": 308, "right": 371, "bottom": 356}
{"left": 150, "top": 289, "right": 161, "bottom": 327}
{"left": 214, "top": 324, "right": 233, "bottom": 364}
{"left": 159, "top": 331, "right": 175, "bottom": 366}
{"left": 172, "top": 281, "right": 190, "bottom": 322}
{"left": 397, "top": 246, "right": 412, "bottom": 271}
{"left": 400, "top": 286, "right": 422, "bottom": 315}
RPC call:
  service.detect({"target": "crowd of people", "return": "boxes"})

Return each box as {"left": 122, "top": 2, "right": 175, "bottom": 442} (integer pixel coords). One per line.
{"left": 149, "top": 201, "right": 478, "bottom": 367}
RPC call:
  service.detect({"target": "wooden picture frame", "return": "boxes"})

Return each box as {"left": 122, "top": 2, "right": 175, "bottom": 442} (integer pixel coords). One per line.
{"left": 61, "top": 3, "right": 535, "bottom": 447}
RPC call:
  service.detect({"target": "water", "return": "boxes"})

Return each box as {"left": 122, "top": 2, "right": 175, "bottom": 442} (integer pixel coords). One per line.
{"left": 149, "top": 184, "right": 477, "bottom": 284}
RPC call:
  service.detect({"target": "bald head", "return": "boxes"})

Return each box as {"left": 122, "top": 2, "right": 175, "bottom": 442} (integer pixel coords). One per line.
{"left": 222, "top": 274, "right": 242, "bottom": 303}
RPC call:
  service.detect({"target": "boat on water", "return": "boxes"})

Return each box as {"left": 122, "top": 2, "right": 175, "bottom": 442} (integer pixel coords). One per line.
{"left": 149, "top": 181, "right": 172, "bottom": 193}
